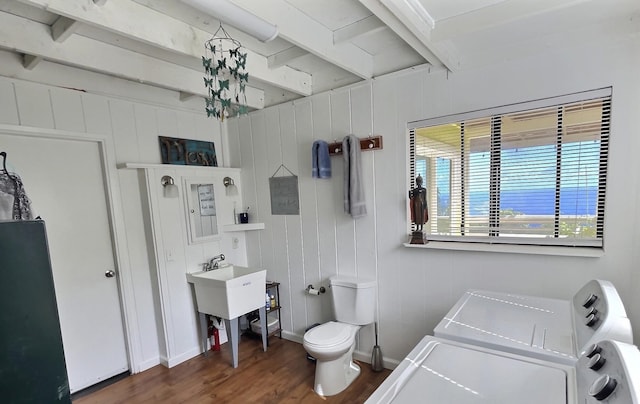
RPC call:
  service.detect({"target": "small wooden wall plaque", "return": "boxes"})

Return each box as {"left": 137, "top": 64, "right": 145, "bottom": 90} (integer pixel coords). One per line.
{"left": 327, "top": 135, "right": 383, "bottom": 156}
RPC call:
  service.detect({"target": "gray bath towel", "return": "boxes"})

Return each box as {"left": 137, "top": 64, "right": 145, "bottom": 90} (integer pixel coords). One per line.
{"left": 342, "top": 135, "right": 366, "bottom": 218}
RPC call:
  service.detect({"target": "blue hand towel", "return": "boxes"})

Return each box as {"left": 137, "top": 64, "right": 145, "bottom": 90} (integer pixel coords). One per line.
{"left": 343, "top": 135, "right": 366, "bottom": 218}
{"left": 312, "top": 140, "right": 331, "bottom": 179}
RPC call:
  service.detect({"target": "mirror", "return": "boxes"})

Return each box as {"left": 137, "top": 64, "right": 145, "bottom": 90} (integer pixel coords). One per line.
{"left": 184, "top": 177, "right": 220, "bottom": 244}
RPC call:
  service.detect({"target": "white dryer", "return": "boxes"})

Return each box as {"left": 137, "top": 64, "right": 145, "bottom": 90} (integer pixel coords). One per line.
{"left": 433, "top": 280, "right": 632, "bottom": 364}
{"left": 365, "top": 336, "right": 640, "bottom": 404}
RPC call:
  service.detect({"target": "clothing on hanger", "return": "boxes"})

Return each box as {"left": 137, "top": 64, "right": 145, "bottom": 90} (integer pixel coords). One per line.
{"left": 0, "top": 152, "right": 33, "bottom": 220}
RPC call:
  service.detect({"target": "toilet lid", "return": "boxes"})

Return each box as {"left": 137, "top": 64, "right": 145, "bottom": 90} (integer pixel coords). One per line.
{"left": 305, "top": 322, "right": 352, "bottom": 347}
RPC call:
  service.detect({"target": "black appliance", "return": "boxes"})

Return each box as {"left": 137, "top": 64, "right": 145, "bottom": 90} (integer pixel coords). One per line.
{"left": 0, "top": 220, "right": 71, "bottom": 403}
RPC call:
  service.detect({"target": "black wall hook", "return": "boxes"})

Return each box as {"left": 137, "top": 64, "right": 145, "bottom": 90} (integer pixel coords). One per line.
{"left": 1, "top": 151, "right": 9, "bottom": 175}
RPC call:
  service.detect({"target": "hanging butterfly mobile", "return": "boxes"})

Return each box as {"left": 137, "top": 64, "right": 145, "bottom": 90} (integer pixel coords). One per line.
{"left": 202, "top": 24, "right": 249, "bottom": 120}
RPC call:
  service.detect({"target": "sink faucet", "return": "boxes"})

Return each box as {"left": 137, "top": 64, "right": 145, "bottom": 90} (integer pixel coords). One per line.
{"left": 205, "top": 254, "right": 225, "bottom": 271}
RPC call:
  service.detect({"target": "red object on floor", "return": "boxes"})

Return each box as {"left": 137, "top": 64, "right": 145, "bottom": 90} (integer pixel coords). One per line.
{"left": 212, "top": 327, "right": 221, "bottom": 351}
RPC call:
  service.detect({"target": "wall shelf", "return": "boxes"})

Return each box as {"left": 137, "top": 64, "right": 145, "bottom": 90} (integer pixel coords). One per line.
{"left": 246, "top": 282, "right": 282, "bottom": 341}
{"left": 223, "top": 223, "right": 265, "bottom": 232}
{"left": 118, "top": 162, "right": 241, "bottom": 175}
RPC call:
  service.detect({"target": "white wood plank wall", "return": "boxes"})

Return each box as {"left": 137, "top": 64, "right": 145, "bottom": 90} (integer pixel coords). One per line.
{"left": 0, "top": 54, "right": 224, "bottom": 372}
{"left": 228, "top": 37, "right": 640, "bottom": 364}
{"left": 1, "top": 36, "right": 639, "bottom": 369}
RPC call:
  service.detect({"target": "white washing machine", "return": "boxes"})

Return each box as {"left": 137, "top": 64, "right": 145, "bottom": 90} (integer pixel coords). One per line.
{"left": 433, "top": 280, "right": 632, "bottom": 364}
{"left": 365, "top": 336, "right": 640, "bottom": 404}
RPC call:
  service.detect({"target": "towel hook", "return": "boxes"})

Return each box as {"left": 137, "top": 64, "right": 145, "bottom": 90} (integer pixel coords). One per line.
{"left": 330, "top": 139, "right": 339, "bottom": 153}
{"left": 0, "top": 151, "right": 8, "bottom": 175}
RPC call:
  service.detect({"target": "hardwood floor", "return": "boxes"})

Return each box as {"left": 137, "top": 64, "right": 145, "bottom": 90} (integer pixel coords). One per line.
{"left": 74, "top": 336, "right": 391, "bottom": 403}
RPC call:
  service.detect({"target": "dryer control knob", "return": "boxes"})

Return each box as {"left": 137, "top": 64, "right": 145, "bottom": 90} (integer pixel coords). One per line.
{"left": 588, "top": 353, "right": 606, "bottom": 370}
{"left": 585, "top": 343, "right": 602, "bottom": 358}
{"left": 585, "top": 313, "right": 599, "bottom": 327}
{"left": 583, "top": 293, "right": 598, "bottom": 308}
{"left": 589, "top": 374, "right": 617, "bottom": 401}
{"left": 585, "top": 307, "right": 598, "bottom": 317}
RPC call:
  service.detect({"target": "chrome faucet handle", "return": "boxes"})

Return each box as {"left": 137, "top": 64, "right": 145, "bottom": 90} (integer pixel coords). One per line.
{"left": 208, "top": 254, "right": 226, "bottom": 269}
{"left": 213, "top": 253, "right": 225, "bottom": 261}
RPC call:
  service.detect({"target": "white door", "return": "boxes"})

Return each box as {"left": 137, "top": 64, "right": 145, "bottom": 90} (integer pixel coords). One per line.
{"left": 0, "top": 133, "right": 128, "bottom": 392}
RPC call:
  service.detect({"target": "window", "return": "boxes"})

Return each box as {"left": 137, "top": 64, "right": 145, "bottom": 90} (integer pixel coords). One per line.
{"left": 409, "top": 88, "right": 611, "bottom": 248}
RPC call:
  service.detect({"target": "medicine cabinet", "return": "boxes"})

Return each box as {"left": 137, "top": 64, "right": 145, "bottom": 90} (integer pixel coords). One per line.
{"left": 184, "top": 177, "right": 220, "bottom": 244}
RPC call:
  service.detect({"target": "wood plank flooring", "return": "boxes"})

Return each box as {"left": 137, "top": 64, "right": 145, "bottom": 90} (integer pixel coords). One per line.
{"left": 74, "top": 336, "right": 391, "bottom": 403}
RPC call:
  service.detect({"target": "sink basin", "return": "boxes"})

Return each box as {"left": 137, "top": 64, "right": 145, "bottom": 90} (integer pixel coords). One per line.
{"left": 187, "top": 265, "right": 266, "bottom": 319}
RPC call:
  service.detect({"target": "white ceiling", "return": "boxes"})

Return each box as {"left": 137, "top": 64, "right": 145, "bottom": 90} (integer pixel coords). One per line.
{"left": 1, "top": 0, "right": 638, "bottom": 110}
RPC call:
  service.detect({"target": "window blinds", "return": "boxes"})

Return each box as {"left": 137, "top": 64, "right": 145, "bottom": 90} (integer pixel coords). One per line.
{"left": 409, "top": 88, "right": 611, "bottom": 248}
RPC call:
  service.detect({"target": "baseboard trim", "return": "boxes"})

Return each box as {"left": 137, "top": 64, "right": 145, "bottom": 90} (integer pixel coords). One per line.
{"left": 281, "top": 331, "right": 399, "bottom": 370}
{"left": 163, "top": 346, "right": 201, "bottom": 368}
{"left": 281, "top": 330, "right": 303, "bottom": 344}
{"left": 136, "top": 356, "right": 161, "bottom": 373}
{"left": 353, "top": 350, "right": 398, "bottom": 370}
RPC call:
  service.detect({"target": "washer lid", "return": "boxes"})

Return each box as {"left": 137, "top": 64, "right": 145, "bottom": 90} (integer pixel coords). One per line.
{"left": 367, "top": 337, "right": 569, "bottom": 404}
{"left": 305, "top": 322, "right": 352, "bottom": 346}
{"left": 433, "top": 289, "right": 576, "bottom": 364}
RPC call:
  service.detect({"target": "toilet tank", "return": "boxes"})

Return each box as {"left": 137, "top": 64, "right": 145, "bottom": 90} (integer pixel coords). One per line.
{"left": 329, "top": 275, "right": 376, "bottom": 325}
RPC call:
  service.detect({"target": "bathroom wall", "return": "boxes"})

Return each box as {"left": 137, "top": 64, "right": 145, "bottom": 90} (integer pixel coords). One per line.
{"left": 2, "top": 32, "right": 639, "bottom": 373}
{"left": 227, "top": 36, "right": 640, "bottom": 365}
{"left": 133, "top": 164, "right": 248, "bottom": 367}
{"left": 0, "top": 49, "right": 229, "bottom": 372}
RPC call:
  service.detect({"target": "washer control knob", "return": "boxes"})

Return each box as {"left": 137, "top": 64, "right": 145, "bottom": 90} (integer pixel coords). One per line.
{"left": 588, "top": 353, "right": 606, "bottom": 370}
{"left": 589, "top": 374, "right": 617, "bottom": 401}
{"left": 585, "top": 313, "right": 599, "bottom": 327}
{"left": 585, "top": 307, "right": 598, "bottom": 317}
{"left": 583, "top": 293, "right": 598, "bottom": 308}
{"left": 585, "top": 343, "right": 602, "bottom": 358}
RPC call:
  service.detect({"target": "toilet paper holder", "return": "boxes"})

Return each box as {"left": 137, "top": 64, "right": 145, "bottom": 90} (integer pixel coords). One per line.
{"left": 306, "top": 284, "right": 326, "bottom": 295}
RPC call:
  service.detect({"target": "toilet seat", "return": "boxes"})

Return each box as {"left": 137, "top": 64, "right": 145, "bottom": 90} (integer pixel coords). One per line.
{"left": 304, "top": 321, "right": 357, "bottom": 349}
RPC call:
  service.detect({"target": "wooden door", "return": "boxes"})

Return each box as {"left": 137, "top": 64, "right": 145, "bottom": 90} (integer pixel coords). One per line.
{"left": 0, "top": 133, "right": 129, "bottom": 392}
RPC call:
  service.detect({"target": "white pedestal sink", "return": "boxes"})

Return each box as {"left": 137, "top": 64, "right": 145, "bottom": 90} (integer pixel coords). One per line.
{"left": 187, "top": 265, "right": 268, "bottom": 368}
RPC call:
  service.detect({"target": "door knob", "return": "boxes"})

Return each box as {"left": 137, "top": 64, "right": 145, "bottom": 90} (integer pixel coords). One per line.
{"left": 105, "top": 270, "right": 116, "bottom": 278}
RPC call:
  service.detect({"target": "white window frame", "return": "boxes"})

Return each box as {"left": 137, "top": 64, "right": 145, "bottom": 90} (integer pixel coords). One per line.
{"left": 407, "top": 88, "right": 611, "bottom": 252}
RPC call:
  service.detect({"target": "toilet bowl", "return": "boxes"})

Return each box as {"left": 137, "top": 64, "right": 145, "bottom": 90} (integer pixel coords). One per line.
{"left": 303, "top": 321, "right": 361, "bottom": 396}
{"left": 302, "top": 275, "right": 377, "bottom": 396}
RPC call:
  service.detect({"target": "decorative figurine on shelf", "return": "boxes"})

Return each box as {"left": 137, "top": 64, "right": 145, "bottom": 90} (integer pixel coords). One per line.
{"left": 409, "top": 174, "right": 429, "bottom": 244}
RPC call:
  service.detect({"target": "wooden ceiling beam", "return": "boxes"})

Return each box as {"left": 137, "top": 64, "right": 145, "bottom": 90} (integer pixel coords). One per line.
{"left": 51, "top": 16, "right": 79, "bottom": 43}
{"left": 0, "top": 12, "right": 265, "bottom": 110}
{"left": 333, "top": 15, "right": 386, "bottom": 44}
{"left": 378, "top": 0, "right": 459, "bottom": 71}
{"left": 267, "top": 46, "right": 308, "bottom": 69}
{"left": 17, "top": 0, "right": 312, "bottom": 96}
{"left": 22, "top": 53, "right": 42, "bottom": 70}
{"left": 179, "top": 92, "right": 197, "bottom": 102}
{"left": 232, "top": 0, "right": 374, "bottom": 79}
{"left": 358, "top": 0, "right": 447, "bottom": 70}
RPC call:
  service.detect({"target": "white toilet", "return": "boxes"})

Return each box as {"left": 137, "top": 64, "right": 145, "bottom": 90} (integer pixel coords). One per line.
{"left": 303, "top": 275, "right": 376, "bottom": 396}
